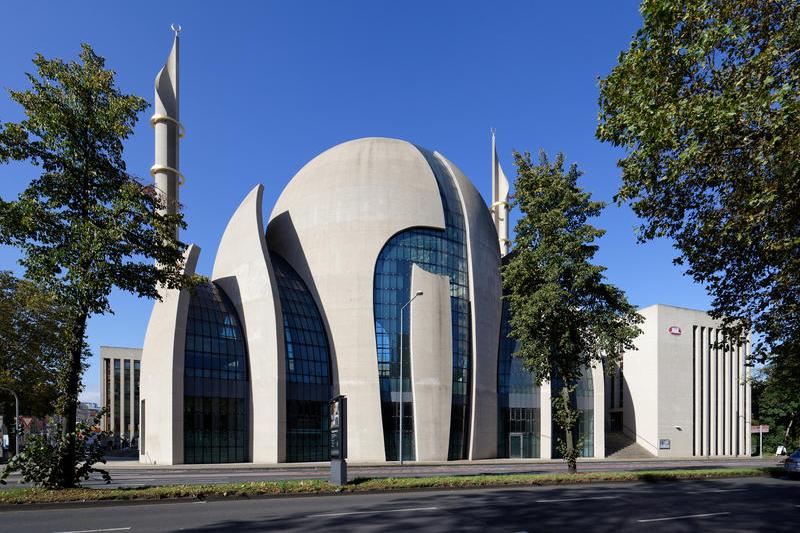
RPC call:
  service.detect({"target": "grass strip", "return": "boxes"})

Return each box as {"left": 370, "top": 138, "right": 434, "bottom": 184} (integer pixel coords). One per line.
{"left": 0, "top": 467, "right": 782, "bottom": 505}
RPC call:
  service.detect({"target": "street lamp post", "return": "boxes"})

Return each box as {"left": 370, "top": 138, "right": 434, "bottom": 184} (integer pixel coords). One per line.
{"left": 399, "top": 290, "right": 423, "bottom": 465}
{"left": 0, "top": 386, "right": 20, "bottom": 456}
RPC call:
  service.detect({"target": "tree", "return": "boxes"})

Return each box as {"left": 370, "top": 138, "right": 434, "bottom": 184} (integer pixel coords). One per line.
{"left": 0, "top": 45, "right": 190, "bottom": 487}
{"left": 503, "top": 150, "right": 642, "bottom": 473}
{"left": 0, "top": 271, "right": 69, "bottom": 450}
{"left": 752, "top": 354, "right": 800, "bottom": 454}
{"left": 597, "top": 0, "right": 800, "bottom": 366}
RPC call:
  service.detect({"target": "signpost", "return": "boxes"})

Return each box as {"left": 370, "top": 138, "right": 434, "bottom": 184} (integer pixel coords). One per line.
{"left": 751, "top": 425, "right": 769, "bottom": 457}
{"left": 329, "top": 395, "right": 347, "bottom": 485}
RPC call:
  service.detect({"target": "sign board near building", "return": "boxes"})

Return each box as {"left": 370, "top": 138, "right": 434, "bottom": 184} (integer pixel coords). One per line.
{"left": 667, "top": 326, "right": 682, "bottom": 336}
{"left": 659, "top": 439, "right": 671, "bottom": 450}
{"left": 751, "top": 425, "right": 769, "bottom": 433}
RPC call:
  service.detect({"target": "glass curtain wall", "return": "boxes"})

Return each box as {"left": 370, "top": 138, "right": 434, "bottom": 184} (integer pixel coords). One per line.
{"left": 497, "top": 299, "right": 540, "bottom": 458}
{"left": 184, "top": 283, "right": 249, "bottom": 464}
{"left": 551, "top": 368, "right": 594, "bottom": 458}
{"left": 373, "top": 147, "right": 472, "bottom": 461}
{"left": 270, "top": 252, "right": 333, "bottom": 462}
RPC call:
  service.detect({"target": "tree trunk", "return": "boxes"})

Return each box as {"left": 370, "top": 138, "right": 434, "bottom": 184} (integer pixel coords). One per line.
{"left": 561, "top": 387, "right": 577, "bottom": 474}
{"left": 59, "top": 311, "right": 87, "bottom": 488}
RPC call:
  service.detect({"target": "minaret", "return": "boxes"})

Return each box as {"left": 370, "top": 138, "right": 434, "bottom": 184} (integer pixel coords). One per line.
{"left": 151, "top": 24, "right": 184, "bottom": 239}
{"left": 491, "top": 130, "right": 510, "bottom": 255}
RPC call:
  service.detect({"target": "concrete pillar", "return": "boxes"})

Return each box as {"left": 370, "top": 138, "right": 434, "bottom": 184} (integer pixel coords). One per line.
{"left": 745, "top": 342, "right": 752, "bottom": 456}
{"left": 710, "top": 330, "right": 717, "bottom": 455}
{"left": 716, "top": 331, "right": 724, "bottom": 456}
{"left": 540, "top": 380, "right": 552, "bottom": 459}
{"left": 693, "top": 326, "right": 702, "bottom": 456}
{"left": 409, "top": 264, "right": 452, "bottom": 461}
{"left": 703, "top": 328, "right": 711, "bottom": 455}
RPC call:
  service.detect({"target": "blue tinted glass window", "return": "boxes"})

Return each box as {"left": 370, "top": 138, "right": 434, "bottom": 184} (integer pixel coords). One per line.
{"left": 373, "top": 147, "right": 472, "bottom": 461}
{"left": 497, "top": 298, "right": 541, "bottom": 458}
{"left": 184, "top": 283, "right": 249, "bottom": 464}
{"left": 271, "top": 252, "right": 332, "bottom": 462}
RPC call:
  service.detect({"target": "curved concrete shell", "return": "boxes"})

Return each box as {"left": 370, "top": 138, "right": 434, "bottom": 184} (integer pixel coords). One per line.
{"left": 436, "top": 152, "right": 502, "bottom": 459}
{"left": 212, "top": 184, "right": 285, "bottom": 463}
{"left": 139, "top": 244, "right": 199, "bottom": 465}
{"left": 267, "top": 138, "right": 446, "bottom": 461}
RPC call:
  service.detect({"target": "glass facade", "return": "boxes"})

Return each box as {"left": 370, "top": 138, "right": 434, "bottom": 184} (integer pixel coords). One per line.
{"left": 551, "top": 368, "right": 594, "bottom": 458}
{"left": 373, "top": 147, "right": 472, "bottom": 461}
{"left": 134, "top": 361, "right": 140, "bottom": 443}
{"left": 270, "top": 252, "right": 332, "bottom": 462}
{"left": 497, "top": 299, "right": 540, "bottom": 458}
{"left": 184, "top": 283, "right": 249, "bottom": 464}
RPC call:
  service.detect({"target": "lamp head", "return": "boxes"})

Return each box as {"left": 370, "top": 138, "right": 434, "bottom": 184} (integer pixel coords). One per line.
{"left": 415, "top": 291, "right": 424, "bottom": 296}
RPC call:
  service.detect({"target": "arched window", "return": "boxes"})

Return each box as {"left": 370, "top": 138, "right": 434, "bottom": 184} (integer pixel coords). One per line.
{"left": 271, "top": 252, "right": 333, "bottom": 462}
{"left": 184, "top": 283, "right": 249, "bottom": 464}
{"left": 373, "top": 147, "right": 472, "bottom": 461}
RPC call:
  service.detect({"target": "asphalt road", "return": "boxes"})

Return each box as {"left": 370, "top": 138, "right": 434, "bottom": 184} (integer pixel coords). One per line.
{"left": 1, "top": 457, "right": 778, "bottom": 489}
{"left": 2, "top": 475, "right": 798, "bottom": 532}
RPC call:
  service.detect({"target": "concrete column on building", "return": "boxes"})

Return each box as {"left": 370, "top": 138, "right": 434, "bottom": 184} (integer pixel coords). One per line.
{"left": 213, "top": 184, "right": 286, "bottom": 463}
{"left": 715, "top": 330, "right": 725, "bottom": 455}
{"left": 139, "top": 245, "right": 199, "bottom": 465}
{"left": 409, "top": 264, "right": 452, "bottom": 461}
{"left": 710, "top": 330, "right": 718, "bottom": 455}
{"left": 591, "top": 363, "right": 605, "bottom": 458}
{"left": 725, "top": 343, "right": 732, "bottom": 455}
{"left": 540, "top": 380, "right": 552, "bottom": 459}
{"left": 702, "top": 327, "right": 710, "bottom": 455}
{"left": 738, "top": 342, "right": 745, "bottom": 456}
{"left": 745, "top": 341, "right": 752, "bottom": 456}
{"left": 693, "top": 327, "right": 702, "bottom": 456}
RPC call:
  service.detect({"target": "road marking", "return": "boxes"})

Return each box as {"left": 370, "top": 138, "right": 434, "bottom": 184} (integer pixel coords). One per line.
{"left": 687, "top": 488, "right": 744, "bottom": 494}
{"left": 308, "top": 506, "right": 439, "bottom": 518}
{"left": 536, "top": 496, "right": 619, "bottom": 503}
{"left": 56, "top": 526, "right": 130, "bottom": 533}
{"left": 637, "top": 512, "right": 731, "bottom": 523}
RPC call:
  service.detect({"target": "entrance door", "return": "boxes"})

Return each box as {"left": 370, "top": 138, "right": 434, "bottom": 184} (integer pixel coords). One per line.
{"left": 509, "top": 433, "right": 524, "bottom": 458}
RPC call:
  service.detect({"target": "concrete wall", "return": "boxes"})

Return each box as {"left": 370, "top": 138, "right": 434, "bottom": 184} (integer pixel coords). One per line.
{"left": 409, "top": 265, "right": 453, "bottom": 461}
{"left": 622, "top": 305, "right": 660, "bottom": 455}
{"left": 622, "top": 304, "right": 752, "bottom": 458}
{"left": 212, "top": 184, "right": 286, "bottom": 463}
{"left": 267, "top": 138, "right": 446, "bottom": 462}
{"left": 655, "top": 305, "right": 699, "bottom": 457}
{"left": 139, "top": 245, "right": 199, "bottom": 465}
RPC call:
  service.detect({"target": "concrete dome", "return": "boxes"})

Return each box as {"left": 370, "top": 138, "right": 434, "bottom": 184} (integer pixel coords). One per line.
{"left": 266, "top": 137, "right": 501, "bottom": 461}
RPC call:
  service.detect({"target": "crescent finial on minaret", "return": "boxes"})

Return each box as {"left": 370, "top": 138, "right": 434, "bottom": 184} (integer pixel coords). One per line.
{"left": 151, "top": 26, "right": 184, "bottom": 238}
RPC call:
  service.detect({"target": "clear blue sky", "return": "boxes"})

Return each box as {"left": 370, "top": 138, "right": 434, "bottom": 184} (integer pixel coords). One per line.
{"left": 0, "top": 1, "right": 711, "bottom": 406}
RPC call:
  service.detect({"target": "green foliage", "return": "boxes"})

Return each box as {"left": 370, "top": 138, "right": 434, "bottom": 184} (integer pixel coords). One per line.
{"left": 1, "top": 411, "right": 111, "bottom": 489}
{"left": 502, "top": 150, "right": 642, "bottom": 471}
{"left": 597, "top": 0, "right": 800, "bottom": 363}
{"left": 752, "top": 355, "right": 800, "bottom": 453}
{"left": 0, "top": 44, "right": 193, "bottom": 487}
{"left": 0, "top": 271, "right": 67, "bottom": 418}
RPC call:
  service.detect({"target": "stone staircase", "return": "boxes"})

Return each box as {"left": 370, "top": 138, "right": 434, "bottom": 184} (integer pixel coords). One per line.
{"left": 605, "top": 431, "right": 656, "bottom": 459}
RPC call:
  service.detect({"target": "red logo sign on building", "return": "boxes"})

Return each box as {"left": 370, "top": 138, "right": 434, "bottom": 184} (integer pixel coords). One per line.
{"left": 668, "top": 326, "right": 682, "bottom": 336}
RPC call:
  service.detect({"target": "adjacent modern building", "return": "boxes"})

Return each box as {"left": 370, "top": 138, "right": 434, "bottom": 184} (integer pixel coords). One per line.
{"left": 137, "top": 32, "right": 751, "bottom": 465}
{"left": 615, "top": 305, "right": 752, "bottom": 458}
{"left": 100, "top": 346, "right": 142, "bottom": 446}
